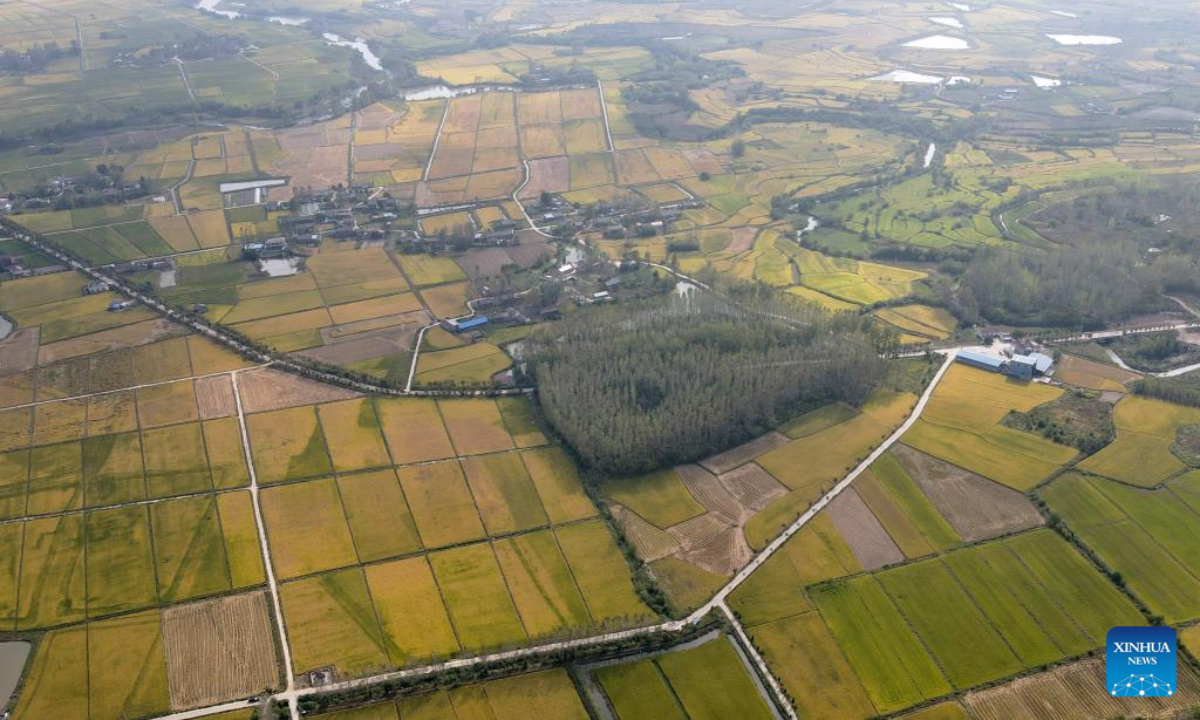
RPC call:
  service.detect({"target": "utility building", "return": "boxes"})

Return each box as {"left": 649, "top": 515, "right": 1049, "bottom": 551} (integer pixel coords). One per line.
{"left": 442, "top": 316, "right": 489, "bottom": 333}
{"left": 956, "top": 350, "right": 1006, "bottom": 373}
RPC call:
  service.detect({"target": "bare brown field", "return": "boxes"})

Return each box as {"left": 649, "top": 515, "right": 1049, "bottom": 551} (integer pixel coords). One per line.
{"left": 237, "top": 367, "right": 359, "bottom": 414}
{"left": 893, "top": 445, "right": 1043, "bottom": 542}
{"left": 0, "top": 328, "right": 39, "bottom": 374}
{"left": 272, "top": 123, "right": 351, "bottom": 192}
{"left": 195, "top": 375, "right": 236, "bottom": 420}
{"left": 457, "top": 248, "right": 515, "bottom": 279}
{"left": 560, "top": 88, "right": 603, "bottom": 120}
{"left": 675, "top": 464, "right": 749, "bottom": 525}
{"left": 726, "top": 228, "right": 759, "bottom": 254}
{"left": 611, "top": 503, "right": 679, "bottom": 562}
{"left": 717, "top": 463, "right": 788, "bottom": 512}
{"left": 1057, "top": 354, "right": 1141, "bottom": 391}
{"left": 506, "top": 237, "right": 555, "bottom": 267}
{"left": 428, "top": 146, "right": 475, "bottom": 180}
{"left": 965, "top": 656, "right": 1200, "bottom": 720}
{"left": 825, "top": 487, "right": 904, "bottom": 571}
{"left": 300, "top": 323, "right": 423, "bottom": 367}
{"left": 700, "top": 430, "right": 790, "bottom": 475}
{"left": 668, "top": 514, "right": 750, "bottom": 576}
{"left": 683, "top": 149, "right": 723, "bottom": 175}
{"left": 38, "top": 319, "right": 184, "bottom": 365}
{"left": 517, "top": 157, "right": 571, "bottom": 199}
{"left": 614, "top": 149, "right": 660, "bottom": 185}
{"left": 444, "top": 95, "right": 482, "bottom": 134}
{"left": 162, "top": 592, "right": 280, "bottom": 710}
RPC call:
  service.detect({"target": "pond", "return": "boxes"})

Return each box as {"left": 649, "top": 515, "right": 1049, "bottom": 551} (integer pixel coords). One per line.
{"left": 259, "top": 259, "right": 299, "bottom": 277}
{"left": 1046, "top": 34, "right": 1122, "bottom": 45}
{"left": 196, "top": 0, "right": 239, "bottom": 19}
{"left": 904, "top": 34, "right": 971, "bottom": 50}
{"left": 196, "top": 1, "right": 310, "bottom": 26}
{"left": 0, "top": 642, "right": 30, "bottom": 709}
{"left": 930, "top": 17, "right": 964, "bottom": 29}
{"left": 1031, "top": 75, "right": 1062, "bottom": 88}
{"left": 870, "top": 69, "right": 944, "bottom": 84}
{"left": 0, "top": 315, "right": 12, "bottom": 341}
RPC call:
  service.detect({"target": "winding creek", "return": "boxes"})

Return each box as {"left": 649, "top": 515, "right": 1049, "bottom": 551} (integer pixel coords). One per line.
{"left": 195, "top": 1, "right": 383, "bottom": 72}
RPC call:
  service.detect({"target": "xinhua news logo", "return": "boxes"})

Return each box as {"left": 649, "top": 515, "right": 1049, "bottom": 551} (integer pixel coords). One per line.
{"left": 1107, "top": 626, "right": 1176, "bottom": 697}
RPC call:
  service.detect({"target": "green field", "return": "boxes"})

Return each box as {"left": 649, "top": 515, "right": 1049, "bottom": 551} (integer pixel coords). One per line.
{"left": 1042, "top": 472, "right": 1200, "bottom": 623}
{"left": 596, "top": 635, "right": 775, "bottom": 720}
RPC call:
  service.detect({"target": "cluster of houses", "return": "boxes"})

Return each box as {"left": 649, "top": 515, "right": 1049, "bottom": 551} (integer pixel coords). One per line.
{"left": 81, "top": 281, "right": 136, "bottom": 312}
{"left": 592, "top": 200, "right": 701, "bottom": 239}
{"left": 4, "top": 171, "right": 147, "bottom": 213}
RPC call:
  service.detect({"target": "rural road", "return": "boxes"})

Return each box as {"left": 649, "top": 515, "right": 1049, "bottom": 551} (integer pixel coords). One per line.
{"left": 423, "top": 100, "right": 451, "bottom": 182}
{"left": 154, "top": 350, "right": 957, "bottom": 720}
{"left": 700, "top": 349, "right": 957, "bottom": 613}
{"left": 4, "top": 223, "right": 535, "bottom": 400}
{"left": 174, "top": 58, "right": 196, "bottom": 102}
{"left": 231, "top": 369, "right": 301, "bottom": 720}
{"left": 597, "top": 78, "right": 616, "bottom": 154}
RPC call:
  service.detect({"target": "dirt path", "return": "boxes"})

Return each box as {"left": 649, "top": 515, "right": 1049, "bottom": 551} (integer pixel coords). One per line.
{"left": 597, "top": 78, "right": 616, "bottom": 154}
{"left": 423, "top": 100, "right": 451, "bottom": 182}
{"left": 169, "top": 138, "right": 198, "bottom": 214}
{"left": 1169, "top": 295, "right": 1200, "bottom": 319}
{"left": 174, "top": 58, "right": 197, "bottom": 102}
{"left": 230, "top": 370, "right": 300, "bottom": 720}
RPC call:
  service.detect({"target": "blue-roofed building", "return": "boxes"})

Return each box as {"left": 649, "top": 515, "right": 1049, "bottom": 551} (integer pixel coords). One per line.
{"left": 443, "top": 316, "right": 489, "bottom": 333}
{"left": 1017, "top": 352, "right": 1054, "bottom": 374}
{"left": 957, "top": 350, "right": 1005, "bottom": 373}
{"left": 1006, "top": 354, "right": 1036, "bottom": 380}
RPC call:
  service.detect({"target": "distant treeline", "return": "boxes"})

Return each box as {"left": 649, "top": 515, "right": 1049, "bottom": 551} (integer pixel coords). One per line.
{"left": 0, "top": 42, "right": 78, "bottom": 74}
{"left": 1031, "top": 179, "right": 1200, "bottom": 296}
{"left": 1132, "top": 374, "right": 1200, "bottom": 409}
{"left": 947, "top": 243, "right": 1160, "bottom": 329}
{"left": 524, "top": 291, "right": 889, "bottom": 475}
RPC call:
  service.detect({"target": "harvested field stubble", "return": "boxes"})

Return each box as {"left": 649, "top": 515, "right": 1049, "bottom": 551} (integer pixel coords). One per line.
{"left": 964, "top": 656, "right": 1200, "bottom": 719}
{"left": 162, "top": 592, "right": 280, "bottom": 710}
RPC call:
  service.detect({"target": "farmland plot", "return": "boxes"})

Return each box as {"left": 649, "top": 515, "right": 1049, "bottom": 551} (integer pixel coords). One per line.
{"left": 162, "top": 592, "right": 280, "bottom": 710}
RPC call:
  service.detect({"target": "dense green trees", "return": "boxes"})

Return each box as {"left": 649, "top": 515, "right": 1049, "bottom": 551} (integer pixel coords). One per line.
{"left": 951, "top": 244, "right": 1159, "bottom": 328}
{"left": 1133, "top": 374, "right": 1200, "bottom": 408}
{"left": 525, "top": 292, "right": 889, "bottom": 475}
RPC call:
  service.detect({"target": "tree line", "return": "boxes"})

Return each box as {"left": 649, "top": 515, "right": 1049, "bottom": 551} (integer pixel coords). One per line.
{"left": 945, "top": 243, "right": 1160, "bottom": 329}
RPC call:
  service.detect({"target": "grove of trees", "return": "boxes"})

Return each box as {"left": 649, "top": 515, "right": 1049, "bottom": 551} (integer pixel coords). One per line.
{"left": 524, "top": 291, "right": 889, "bottom": 475}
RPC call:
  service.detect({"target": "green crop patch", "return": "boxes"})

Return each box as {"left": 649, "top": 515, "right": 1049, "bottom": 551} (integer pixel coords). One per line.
{"left": 1043, "top": 473, "right": 1200, "bottom": 624}
{"left": 877, "top": 559, "right": 1023, "bottom": 688}
{"left": 150, "top": 496, "right": 231, "bottom": 602}
{"left": 429, "top": 543, "right": 527, "bottom": 651}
